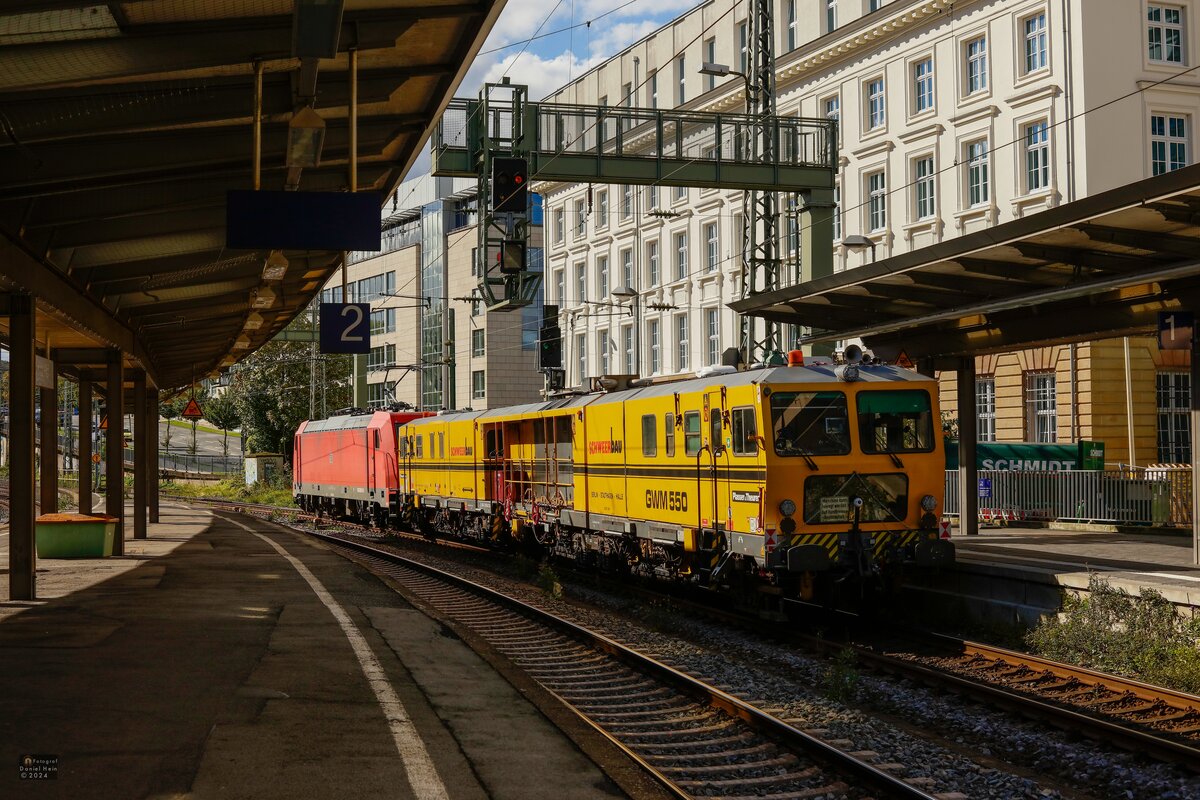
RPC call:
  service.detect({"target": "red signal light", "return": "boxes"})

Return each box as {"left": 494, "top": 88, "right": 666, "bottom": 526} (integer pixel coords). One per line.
{"left": 514, "top": 175, "right": 524, "bottom": 184}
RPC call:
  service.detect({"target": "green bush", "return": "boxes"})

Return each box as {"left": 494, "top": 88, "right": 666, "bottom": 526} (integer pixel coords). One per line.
{"left": 1026, "top": 574, "right": 1200, "bottom": 693}
{"left": 160, "top": 476, "right": 294, "bottom": 507}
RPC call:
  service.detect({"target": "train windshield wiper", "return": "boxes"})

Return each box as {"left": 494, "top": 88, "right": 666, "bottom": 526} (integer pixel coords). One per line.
{"left": 879, "top": 447, "right": 904, "bottom": 468}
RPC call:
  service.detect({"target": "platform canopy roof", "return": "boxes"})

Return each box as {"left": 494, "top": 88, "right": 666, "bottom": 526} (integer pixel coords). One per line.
{"left": 733, "top": 164, "right": 1200, "bottom": 363}
{"left": 0, "top": 0, "right": 502, "bottom": 389}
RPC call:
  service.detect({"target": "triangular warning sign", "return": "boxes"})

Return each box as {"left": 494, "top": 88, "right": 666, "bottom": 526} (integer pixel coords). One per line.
{"left": 895, "top": 349, "right": 914, "bottom": 369}
{"left": 99, "top": 415, "right": 108, "bottom": 430}
{"left": 181, "top": 398, "right": 204, "bottom": 419}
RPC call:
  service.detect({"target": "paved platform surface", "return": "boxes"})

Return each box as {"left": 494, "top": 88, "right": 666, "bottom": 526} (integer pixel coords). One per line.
{"left": 951, "top": 527, "right": 1200, "bottom": 612}
{"left": 0, "top": 505, "right": 638, "bottom": 799}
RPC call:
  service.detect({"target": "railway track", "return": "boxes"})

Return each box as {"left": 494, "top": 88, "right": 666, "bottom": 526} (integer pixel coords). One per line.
{"left": 181, "top": 496, "right": 1200, "bottom": 778}
{"left": 304, "top": 529, "right": 943, "bottom": 800}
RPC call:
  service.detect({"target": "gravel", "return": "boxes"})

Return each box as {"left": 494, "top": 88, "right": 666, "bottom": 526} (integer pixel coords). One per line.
{"left": 327, "top": 528, "right": 1200, "bottom": 800}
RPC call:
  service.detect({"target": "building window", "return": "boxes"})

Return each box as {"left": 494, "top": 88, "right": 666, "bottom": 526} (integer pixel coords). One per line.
{"left": 575, "top": 262, "right": 586, "bottom": 304}
{"left": 622, "top": 184, "right": 632, "bottom": 218}
{"left": 649, "top": 71, "right": 658, "bottom": 108}
{"left": 621, "top": 248, "right": 633, "bottom": 289}
{"left": 832, "top": 183, "right": 841, "bottom": 241}
{"left": 472, "top": 370, "right": 486, "bottom": 400}
{"left": 706, "top": 308, "right": 720, "bottom": 365}
{"left": 598, "top": 329, "right": 611, "bottom": 374}
{"left": 368, "top": 344, "right": 396, "bottom": 371}
{"left": 554, "top": 207, "right": 564, "bottom": 243}
{"left": 597, "top": 255, "right": 609, "bottom": 299}
{"left": 649, "top": 185, "right": 659, "bottom": 210}
{"left": 869, "top": 0, "right": 882, "bottom": 9}
{"left": 705, "top": 223, "right": 719, "bottom": 272}
{"left": 976, "top": 376, "right": 996, "bottom": 442}
{"left": 787, "top": 0, "right": 797, "bottom": 51}
{"left": 471, "top": 328, "right": 485, "bottom": 357}
{"left": 676, "top": 313, "right": 689, "bottom": 371}
{"left": 576, "top": 333, "right": 587, "bottom": 386}
{"left": 647, "top": 240, "right": 660, "bottom": 286}
{"left": 704, "top": 38, "right": 717, "bottom": 91}
{"left": 867, "top": 170, "right": 887, "bottom": 232}
{"left": 674, "top": 184, "right": 687, "bottom": 202}
{"left": 1024, "top": 120, "right": 1050, "bottom": 192}
{"left": 1157, "top": 371, "right": 1191, "bottom": 462}
{"left": 1151, "top": 114, "right": 1189, "bottom": 175}
{"left": 1148, "top": 5, "right": 1184, "bottom": 64}
{"left": 826, "top": 0, "right": 837, "bottom": 32}
{"left": 966, "top": 139, "right": 990, "bottom": 207}
{"left": 913, "top": 156, "right": 935, "bottom": 220}
{"left": 648, "top": 319, "right": 661, "bottom": 374}
{"left": 677, "top": 55, "right": 686, "bottom": 104}
{"left": 675, "top": 231, "right": 689, "bottom": 279}
{"left": 575, "top": 198, "right": 586, "bottom": 237}
{"left": 820, "top": 94, "right": 840, "bottom": 122}
{"left": 866, "top": 78, "right": 885, "bottom": 129}
{"left": 622, "top": 325, "right": 634, "bottom": 373}
{"left": 1024, "top": 370, "right": 1057, "bottom": 443}
{"left": 1023, "top": 12, "right": 1048, "bottom": 73}
{"left": 596, "top": 190, "right": 608, "bottom": 228}
{"left": 554, "top": 268, "right": 565, "bottom": 306}
{"left": 966, "top": 36, "right": 988, "bottom": 94}
{"left": 914, "top": 58, "right": 934, "bottom": 113}
{"left": 739, "top": 21, "right": 749, "bottom": 73}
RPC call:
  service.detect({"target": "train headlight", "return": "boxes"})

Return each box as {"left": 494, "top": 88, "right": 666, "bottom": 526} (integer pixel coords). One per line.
{"left": 921, "top": 494, "right": 937, "bottom": 512}
{"left": 779, "top": 498, "right": 797, "bottom": 517}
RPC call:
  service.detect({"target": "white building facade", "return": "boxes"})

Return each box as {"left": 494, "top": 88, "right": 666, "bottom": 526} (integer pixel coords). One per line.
{"left": 541, "top": 0, "right": 1198, "bottom": 388}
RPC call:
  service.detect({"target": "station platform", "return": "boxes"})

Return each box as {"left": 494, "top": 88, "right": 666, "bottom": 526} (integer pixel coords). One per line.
{"left": 909, "top": 525, "right": 1200, "bottom": 625}
{"left": 0, "top": 505, "right": 648, "bottom": 799}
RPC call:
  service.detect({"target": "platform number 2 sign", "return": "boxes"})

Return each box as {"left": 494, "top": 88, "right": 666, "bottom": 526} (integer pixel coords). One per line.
{"left": 1158, "top": 311, "right": 1194, "bottom": 352}
{"left": 320, "top": 302, "right": 372, "bottom": 354}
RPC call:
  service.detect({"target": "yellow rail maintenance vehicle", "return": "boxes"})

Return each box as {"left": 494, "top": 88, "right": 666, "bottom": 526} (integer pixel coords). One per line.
{"left": 395, "top": 350, "right": 954, "bottom": 606}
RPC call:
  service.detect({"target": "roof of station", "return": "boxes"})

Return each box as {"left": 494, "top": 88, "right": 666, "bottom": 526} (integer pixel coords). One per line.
{"left": 0, "top": 0, "right": 502, "bottom": 389}
{"left": 732, "top": 164, "right": 1200, "bottom": 361}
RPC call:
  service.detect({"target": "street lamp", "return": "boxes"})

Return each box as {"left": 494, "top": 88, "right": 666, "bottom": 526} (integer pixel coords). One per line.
{"left": 611, "top": 285, "right": 640, "bottom": 376}
{"left": 699, "top": 62, "right": 751, "bottom": 101}
{"left": 842, "top": 234, "right": 877, "bottom": 264}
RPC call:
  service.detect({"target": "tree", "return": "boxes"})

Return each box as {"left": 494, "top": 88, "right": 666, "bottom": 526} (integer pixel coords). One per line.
{"left": 223, "top": 333, "right": 352, "bottom": 461}
{"left": 159, "top": 393, "right": 183, "bottom": 449}
{"left": 203, "top": 393, "right": 241, "bottom": 458}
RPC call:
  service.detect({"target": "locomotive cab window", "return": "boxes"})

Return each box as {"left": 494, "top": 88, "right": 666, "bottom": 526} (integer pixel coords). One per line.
{"left": 684, "top": 411, "right": 701, "bottom": 455}
{"left": 642, "top": 414, "right": 657, "bottom": 456}
{"left": 710, "top": 410, "right": 722, "bottom": 453}
{"left": 439, "top": 432, "right": 445, "bottom": 459}
{"left": 731, "top": 407, "right": 758, "bottom": 455}
{"left": 665, "top": 413, "right": 676, "bottom": 456}
{"left": 416, "top": 435, "right": 423, "bottom": 458}
{"left": 857, "top": 390, "right": 934, "bottom": 453}
{"left": 770, "top": 391, "right": 850, "bottom": 456}
{"left": 374, "top": 429, "right": 380, "bottom": 448}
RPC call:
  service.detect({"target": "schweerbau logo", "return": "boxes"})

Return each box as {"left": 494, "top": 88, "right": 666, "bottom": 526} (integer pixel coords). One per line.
{"left": 587, "top": 439, "right": 623, "bottom": 454}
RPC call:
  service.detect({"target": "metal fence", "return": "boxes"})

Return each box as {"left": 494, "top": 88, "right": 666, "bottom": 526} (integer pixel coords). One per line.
{"left": 944, "top": 468, "right": 1192, "bottom": 527}
{"left": 48, "top": 432, "right": 242, "bottom": 476}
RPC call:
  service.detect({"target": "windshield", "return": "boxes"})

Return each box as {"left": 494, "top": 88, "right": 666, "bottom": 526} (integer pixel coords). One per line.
{"left": 857, "top": 390, "right": 934, "bottom": 454}
{"left": 769, "top": 391, "right": 850, "bottom": 457}
{"left": 803, "top": 473, "right": 909, "bottom": 524}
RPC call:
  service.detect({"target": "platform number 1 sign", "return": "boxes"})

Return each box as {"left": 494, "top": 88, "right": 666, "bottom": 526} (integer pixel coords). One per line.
{"left": 320, "top": 302, "right": 372, "bottom": 354}
{"left": 1159, "top": 311, "right": 1194, "bottom": 351}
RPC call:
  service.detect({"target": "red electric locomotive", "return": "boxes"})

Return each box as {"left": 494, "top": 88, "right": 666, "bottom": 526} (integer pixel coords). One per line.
{"left": 293, "top": 408, "right": 430, "bottom": 525}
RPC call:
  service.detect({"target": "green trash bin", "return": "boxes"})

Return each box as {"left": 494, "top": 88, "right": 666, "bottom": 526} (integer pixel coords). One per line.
{"left": 35, "top": 513, "right": 118, "bottom": 558}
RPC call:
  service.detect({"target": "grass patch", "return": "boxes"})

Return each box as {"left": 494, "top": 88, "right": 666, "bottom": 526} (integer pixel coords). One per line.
{"left": 165, "top": 419, "right": 241, "bottom": 437}
{"left": 819, "top": 648, "right": 861, "bottom": 702}
{"left": 1026, "top": 574, "right": 1200, "bottom": 694}
{"left": 161, "top": 477, "right": 294, "bottom": 507}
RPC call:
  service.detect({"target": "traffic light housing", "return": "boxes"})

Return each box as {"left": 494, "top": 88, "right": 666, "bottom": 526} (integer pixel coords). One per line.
{"left": 539, "top": 304, "right": 561, "bottom": 370}
{"left": 492, "top": 157, "right": 528, "bottom": 213}
{"left": 498, "top": 240, "right": 526, "bottom": 273}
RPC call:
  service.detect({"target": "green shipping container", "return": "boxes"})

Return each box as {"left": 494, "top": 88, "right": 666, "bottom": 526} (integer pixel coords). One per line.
{"left": 35, "top": 514, "right": 118, "bottom": 558}
{"left": 945, "top": 440, "right": 1105, "bottom": 471}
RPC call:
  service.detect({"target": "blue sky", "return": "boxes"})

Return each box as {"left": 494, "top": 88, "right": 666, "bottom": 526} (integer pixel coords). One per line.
{"left": 404, "top": 0, "right": 703, "bottom": 179}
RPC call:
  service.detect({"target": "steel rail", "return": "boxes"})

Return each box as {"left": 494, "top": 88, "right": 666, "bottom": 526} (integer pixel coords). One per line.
{"left": 296, "top": 527, "right": 937, "bottom": 800}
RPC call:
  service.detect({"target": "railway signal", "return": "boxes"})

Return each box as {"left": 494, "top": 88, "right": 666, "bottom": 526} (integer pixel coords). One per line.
{"left": 539, "top": 305, "right": 561, "bottom": 370}
{"left": 492, "top": 157, "right": 528, "bottom": 213}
